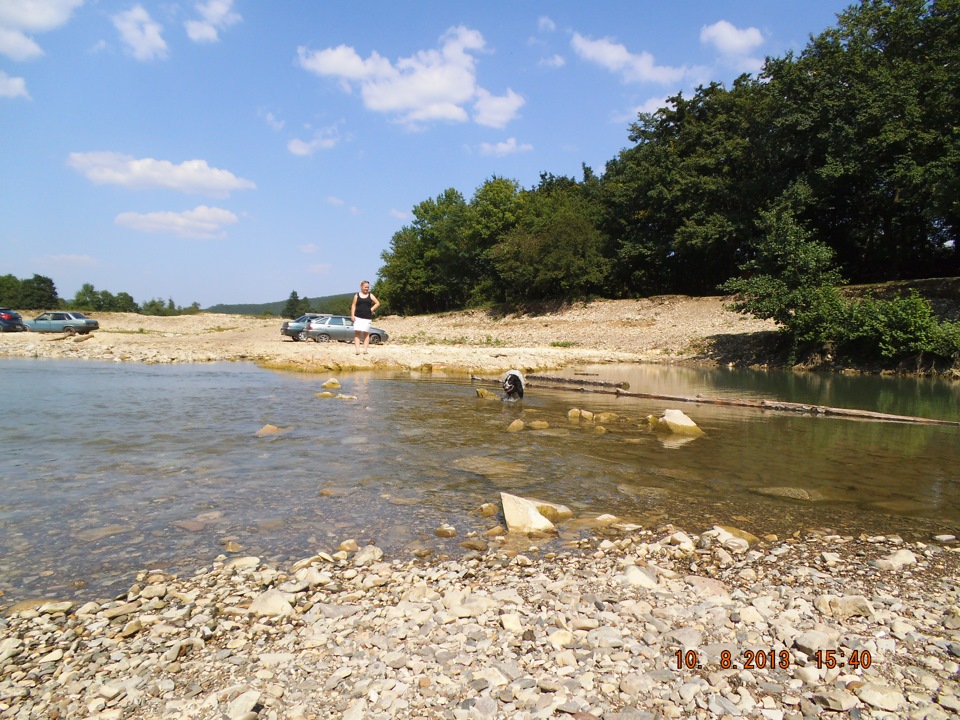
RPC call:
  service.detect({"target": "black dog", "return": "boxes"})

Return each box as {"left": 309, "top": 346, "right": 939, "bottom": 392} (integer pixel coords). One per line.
{"left": 502, "top": 370, "right": 525, "bottom": 401}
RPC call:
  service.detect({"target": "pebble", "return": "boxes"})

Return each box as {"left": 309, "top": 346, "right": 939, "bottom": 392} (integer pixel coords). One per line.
{"left": 2, "top": 523, "right": 959, "bottom": 720}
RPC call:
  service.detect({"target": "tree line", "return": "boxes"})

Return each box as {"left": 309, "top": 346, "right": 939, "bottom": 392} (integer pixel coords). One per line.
{"left": 0, "top": 274, "right": 200, "bottom": 316}
{"left": 373, "top": 0, "right": 960, "bottom": 365}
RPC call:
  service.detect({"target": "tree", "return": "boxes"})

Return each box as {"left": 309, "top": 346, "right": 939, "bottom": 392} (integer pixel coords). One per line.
{"left": 282, "top": 291, "right": 310, "bottom": 318}
{"left": 19, "top": 274, "right": 59, "bottom": 310}
{"left": 0, "top": 274, "right": 22, "bottom": 307}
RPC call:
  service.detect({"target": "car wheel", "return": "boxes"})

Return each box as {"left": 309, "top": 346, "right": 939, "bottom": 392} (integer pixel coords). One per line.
{"left": 295, "top": 331, "right": 307, "bottom": 342}
{"left": 316, "top": 333, "right": 331, "bottom": 343}
{"left": 369, "top": 334, "right": 382, "bottom": 345}
{"left": 63, "top": 326, "right": 76, "bottom": 336}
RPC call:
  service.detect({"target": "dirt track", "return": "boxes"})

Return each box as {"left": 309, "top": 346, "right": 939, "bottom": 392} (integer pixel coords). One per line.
{"left": 0, "top": 296, "right": 776, "bottom": 375}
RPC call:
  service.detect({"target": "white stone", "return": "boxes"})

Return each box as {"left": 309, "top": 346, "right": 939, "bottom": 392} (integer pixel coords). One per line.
{"left": 500, "top": 492, "right": 556, "bottom": 533}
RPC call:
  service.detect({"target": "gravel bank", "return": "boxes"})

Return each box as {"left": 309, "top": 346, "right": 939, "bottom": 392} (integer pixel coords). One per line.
{"left": 0, "top": 297, "right": 776, "bottom": 375}
{"left": 2, "top": 522, "right": 959, "bottom": 720}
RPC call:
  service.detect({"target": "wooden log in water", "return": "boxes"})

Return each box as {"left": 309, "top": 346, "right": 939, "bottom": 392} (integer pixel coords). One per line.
{"left": 469, "top": 375, "right": 960, "bottom": 427}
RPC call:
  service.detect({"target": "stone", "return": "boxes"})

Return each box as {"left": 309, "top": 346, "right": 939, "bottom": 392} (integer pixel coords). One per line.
{"left": 321, "top": 378, "right": 341, "bottom": 389}
{"left": 249, "top": 589, "right": 293, "bottom": 617}
{"left": 855, "top": 682, "right": 905, "bottom": 711}
{"left": 254, "top": 424, "right": 281, "bottom": 437}
{"left": 872, "top": 548, "right": 918, "bottom": 570}
{"left": 500, "top": 492, "right": 557, "bottom": 534}
{"left": 506, "top": 419, "right": 525, "bottom": 432}
{"left": 813, "top": 594, "right": 874, "bottom": 621}
{"left": 653, "top": 409, "right": 704, "bottom": 436}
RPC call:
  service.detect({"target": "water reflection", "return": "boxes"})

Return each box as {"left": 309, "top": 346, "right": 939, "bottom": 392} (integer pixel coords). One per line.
{"left": 0, "top": 358, "right": 957, "bottom": 606}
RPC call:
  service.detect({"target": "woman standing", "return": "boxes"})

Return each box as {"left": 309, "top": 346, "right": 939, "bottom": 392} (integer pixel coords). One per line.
{"left": 351, "top": 280, "right": 380, "bottom": 355}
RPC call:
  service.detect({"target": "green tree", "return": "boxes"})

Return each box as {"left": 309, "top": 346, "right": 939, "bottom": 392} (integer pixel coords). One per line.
{"left": 19, "top": 274, "right": 59, "bottom": 310}
{"left": 282, "top": 291, "right": 311, "bottom": 318}
{"left": 114, "top": 292, "right": 140, "bottom": 313}
{"left": 0, "top": 274, "right": 22, "bottom": 307}
{"left": 72, "top": 283, "right": 101, "bottom": 310}
{"left": 465, "top": 176, "right": 524, "bottom": 305}
{"left": 491, "top": 178, "right": 611, "bottom": 303}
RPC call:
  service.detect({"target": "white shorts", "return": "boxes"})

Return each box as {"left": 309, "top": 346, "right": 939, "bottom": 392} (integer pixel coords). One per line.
{"left": 354, "top": 318, "right": 372, "bottom": 333}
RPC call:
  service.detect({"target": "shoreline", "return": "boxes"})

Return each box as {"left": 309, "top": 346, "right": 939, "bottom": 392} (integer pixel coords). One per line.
{"left": 2, "top": 517, "right": 959, "bottom": 719}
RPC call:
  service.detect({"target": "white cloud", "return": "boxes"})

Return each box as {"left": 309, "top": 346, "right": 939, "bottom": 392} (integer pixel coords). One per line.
{"left": 185, "top": 0, "right": 241, "bottom": 43}
{"left": 539, "top": 54, "right": 565, "bottom": 69}
{"left": 298, "top": 26, "right": 523, "bottom": 128}
{"left": 0, "top": 69, "right": 29, "bottom": 98}
{"left": 538, "top": 16, "right": 556, "bottom": 33}
{"left": 478, "top": 137, "right": 533, "bottom": 157}
{"left": 0, "top": 0, "right": 84, "bottom": 61}
{"left": 613, "top": 96, "right": 673, "bottom": 123}
{"left": 571, "top": 32, "right": 687, "bottom": 84}
{"left": 68, "top": 151, "right": 256, "bottom": 197}
{"left": 265, "top": 111, "right": 284, "bottom": 131}
{"left": 112, "top": 4, "right": 167, "bottom": 61}
{"left": 326, "top": 196, "right": 344, "bottom": 206}
{"left": 299, "top": 243, "right": 318, "bottom": 254}
{"left": 390, "top": 208, "right": 409, "bottom": 220}
{"left": 42, "top": 253, "right": 97, "bottom": 267}
{"left": 308, "top": 263, "right": 332, "bottom": 275}
{"left": 115, "top": 205, "right": 238, "bottom": 239}
{"left": 287, "top": 127, "right": 339, "bottom": 156}
{"left": 473, "top": 88, "right": 524, "bottom": 129}
{"left": 700, "top": 20, "right": 764, "bottom": 56}
{"left": 700, "top": 20, "right": 765, "bottom": 73}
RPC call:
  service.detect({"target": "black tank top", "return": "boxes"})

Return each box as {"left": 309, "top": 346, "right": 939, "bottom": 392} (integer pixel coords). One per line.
{"left": 355, "top": 293, "right": 373, "bottom": 319}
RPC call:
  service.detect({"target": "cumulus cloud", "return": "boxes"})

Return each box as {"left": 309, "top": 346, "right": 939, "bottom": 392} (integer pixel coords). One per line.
{"left": 0, "top": 69, "right": 29, "bottom": 98}
{"left": 297, "top": 26, "right": 524, "bottom": 128}
{"left": 307, "top": 263, "right": 332, "bottom": 275}
{"left": 478, "top": 137, "right": 533, "bottom": 157}
{"left": 185, "top": 0, "right": 241, "bottom": 43}
{"left": 287, "top": 127, "right": 340, "bottom": 156}
{"left": 298, "top": 243, "right": 318, "bottom": 253}
{"left": 115, "top": 205, "right": 238, "bottom": 239}
{"left": 67, "top": 151, "right": 256, "bottom": 197}
{"left": 0, "top": 0, "right": 83, "bottom": 61}
{"left": 265, "top": 111, "right": 284, "bottom": 131}
{"left": 473, "top": 88, "right": 525, "bottom": 129}
{"left": 112, "top": 4, "right": 167, "bottom": 61}
{"left": 539, "top": 54, "right": 565, "bottom": 69}
{"left": 390, "top": 208, "right": 410, "bottom": 220}
{"left": 326, "top": 196, "right": 344, "bottom": 206}
{"left": 700, "top": 20, "right": 765, "bottom": 73}
{"left": 571, "top": 32, "right": 687, "bottom": 84}
{"left": 538, "top": 16, "right": 556, "bottom": 33}
{"left": 613, "top": 95, "right": 673, "bottom": 123}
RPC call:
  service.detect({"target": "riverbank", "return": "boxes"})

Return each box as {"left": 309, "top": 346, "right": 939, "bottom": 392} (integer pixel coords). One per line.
{"left": 0, "top": 296, "right": 777, "bottom": 376}
{"left": 3, "top": 519, "right": 960, "bottom": 720}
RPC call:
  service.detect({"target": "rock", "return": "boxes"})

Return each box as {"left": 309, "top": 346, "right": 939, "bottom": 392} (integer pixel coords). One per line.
{"left": 506, "top": 419, "right": 525, "bottom": 432}
{"left": 653, "top": 409, "right": 704, "bottom": 436}
{"left": 254, "top": 424, "right": 281, "bottom": 437}
{"left": 475, "top": 388, "right": 496, "bottom": 399}
{"left": 452, "top": 456, "right": 526, "bottom": 481}
{"left": 321, "top": 378, "right": 341, "bottom": 389}
{"left": 435, "top": 524, "right": 457, "bottom": 538}
{"left": 528, "top": 420, "right": 549, "bottom": 429}
{"left": 500, "top": 492, "right": 556, "bottom": 534}
{"left": 353, "top": 545, "right": 384, "bottom": 566}
{"left": 620, "top": 565, "right": 659, "bottom": 589}
{"left": 855, "top": 683, "right": 905, "bottom": 711}
{"left": 871, "top": 548, "right": 918, "bottom": 570}
{"left": 814, "top": 594, "right": 874, "bottom": 621}
{"left": 753, "top": 486, "right": 827, "bottom": 501}
{"left": 793, "top": 630, "right": 833, "bottom": 657}
{"left": 249, "top": 589, "right": 293, "bottom": 617}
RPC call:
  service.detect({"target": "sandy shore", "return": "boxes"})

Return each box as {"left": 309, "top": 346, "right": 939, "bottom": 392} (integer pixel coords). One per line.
{"left": 0, "top": 296, "right": 777, "bottom": 375}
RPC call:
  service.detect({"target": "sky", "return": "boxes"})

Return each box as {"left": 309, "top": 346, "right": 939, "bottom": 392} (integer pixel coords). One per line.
{"left": 1, "top": 0, "right": 855, "bottom": 308}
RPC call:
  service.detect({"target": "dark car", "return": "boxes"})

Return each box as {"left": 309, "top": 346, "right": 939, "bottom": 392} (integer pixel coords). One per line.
{"left": 280, "top": 313, "right": 328, "bottom": 341}
{"left": 0, "top": 308, "right": 25, "bottom": 332}
{"left": 305, "top": 315, "right": 388, "bottom": 344}
{"left": 23, "top": 311, "right": 99, "bottom": 335}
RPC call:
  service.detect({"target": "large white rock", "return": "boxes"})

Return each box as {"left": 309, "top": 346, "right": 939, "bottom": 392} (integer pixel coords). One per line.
{"left": 500, "top": 492, "right": 556, "bottom": 533}
{"left": 654, "top": 409, "right": 704, "bottom": 436}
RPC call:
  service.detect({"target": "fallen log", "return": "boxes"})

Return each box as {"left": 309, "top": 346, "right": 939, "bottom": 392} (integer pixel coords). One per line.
{"left": 469, "top": 375, "right": 960, "bottom": 427}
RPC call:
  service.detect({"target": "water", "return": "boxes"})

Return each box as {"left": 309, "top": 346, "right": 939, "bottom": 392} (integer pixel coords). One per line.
{"left": 1, "top": 358, "right": 958, "bottom": 606}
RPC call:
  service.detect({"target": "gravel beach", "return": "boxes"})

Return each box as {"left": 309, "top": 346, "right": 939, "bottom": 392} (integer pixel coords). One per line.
{"left": 3, "top": 298, "right": 959, "bottom": 719}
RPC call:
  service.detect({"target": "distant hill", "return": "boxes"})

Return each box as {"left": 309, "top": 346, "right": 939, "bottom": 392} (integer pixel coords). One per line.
{"left": 205, "top": 293, "right": 354, "bottom": 316}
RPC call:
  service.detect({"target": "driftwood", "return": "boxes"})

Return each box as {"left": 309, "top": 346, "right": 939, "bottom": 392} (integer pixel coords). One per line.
{"left": 470, "top": 375, "right": 960, "bottom": 427}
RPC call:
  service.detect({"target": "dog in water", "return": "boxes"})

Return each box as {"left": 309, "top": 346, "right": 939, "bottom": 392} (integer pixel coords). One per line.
{"left": 501, "top": 369, "right": 525, "bottom": 401}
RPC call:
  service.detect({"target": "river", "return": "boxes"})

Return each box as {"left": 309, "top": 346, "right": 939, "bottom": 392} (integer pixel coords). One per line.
{"left": 0, "top": 358, "right": 957, "bottom": 605}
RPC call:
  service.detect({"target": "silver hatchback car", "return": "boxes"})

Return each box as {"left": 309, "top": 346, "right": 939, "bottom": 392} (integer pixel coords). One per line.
{"left": 305, "top": 315, "right": 388, "bottom": 344}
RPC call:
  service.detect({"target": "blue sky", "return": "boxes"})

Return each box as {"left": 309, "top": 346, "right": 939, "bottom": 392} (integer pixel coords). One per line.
{"left": 1, "top": 0, "right": 852, "bottom": 307}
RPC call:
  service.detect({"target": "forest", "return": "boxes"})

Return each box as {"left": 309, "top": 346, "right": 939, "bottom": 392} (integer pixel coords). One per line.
{"left": 376, "top": 0, "right": 959, "bottom": 313}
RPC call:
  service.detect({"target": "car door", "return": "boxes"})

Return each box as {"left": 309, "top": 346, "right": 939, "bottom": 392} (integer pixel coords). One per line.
{"left": 326, "top": 316, "right": 348, "bottom": 341}
{"left": 32, "top": 312, "right": 55, "bottom": 332}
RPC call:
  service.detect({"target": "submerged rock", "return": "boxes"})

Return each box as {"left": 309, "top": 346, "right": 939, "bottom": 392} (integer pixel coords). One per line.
{"left": 500, "top": 492, "right": 557, "bottom": 533}
{"left": 652, "top": 409, "right": 704, "bottom": 436}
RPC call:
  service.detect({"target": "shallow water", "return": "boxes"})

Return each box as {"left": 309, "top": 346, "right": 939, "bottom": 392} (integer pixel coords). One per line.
{"left": 0, "top": 358, "right": 958, "bottom": 605}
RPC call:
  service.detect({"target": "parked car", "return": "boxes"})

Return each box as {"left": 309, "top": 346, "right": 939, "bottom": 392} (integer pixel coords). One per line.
{"left": 0, "top": 308, "right": 25, "bottom": 332}
{"left": 23, "top": 311, "right": 99, "bottom": 334}
{"left": 306, "top": 315, "right": 388, "bottom": 344}
{"left": 280, "top": 313, "right": 328, "bottom": 341}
